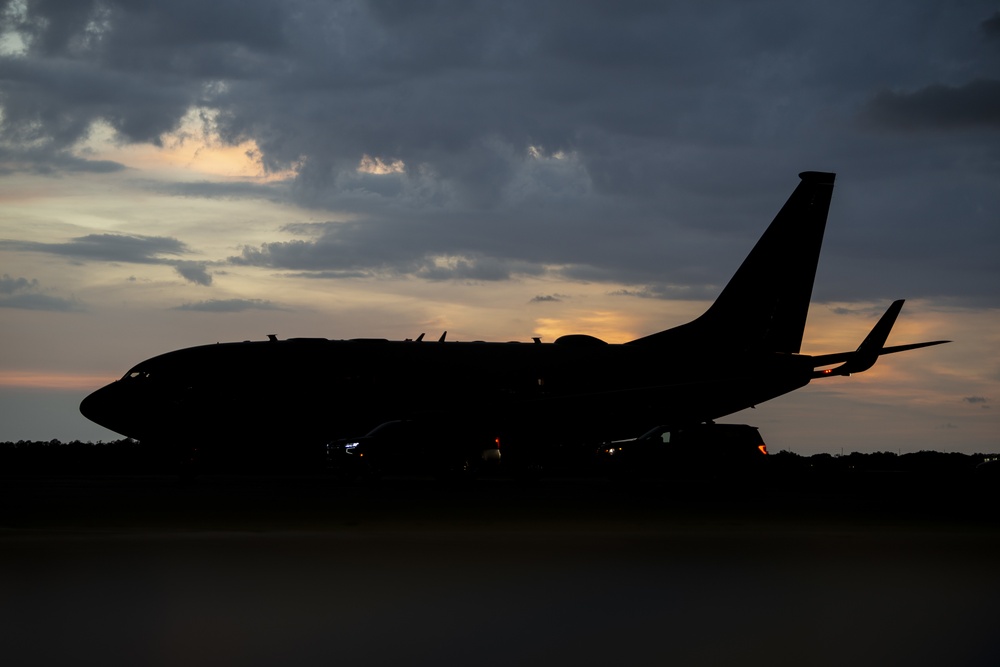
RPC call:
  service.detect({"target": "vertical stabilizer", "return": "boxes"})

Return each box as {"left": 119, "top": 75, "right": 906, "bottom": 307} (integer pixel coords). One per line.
{"left": 629, "top": 171, "right": 835, "bottom": 352}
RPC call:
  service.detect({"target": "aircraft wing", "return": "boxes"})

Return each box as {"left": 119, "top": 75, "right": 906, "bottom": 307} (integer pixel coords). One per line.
{"left": 811, "top": 300, "right": 949, "bottom": 378}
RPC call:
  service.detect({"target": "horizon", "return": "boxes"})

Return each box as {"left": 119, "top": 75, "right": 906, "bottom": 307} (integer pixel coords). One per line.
{"left": 2, "top": 435, "right": 997, "bottom": 460}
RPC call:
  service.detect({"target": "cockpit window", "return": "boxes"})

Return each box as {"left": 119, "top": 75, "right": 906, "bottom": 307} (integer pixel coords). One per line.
{"left": 123, "top": 369, "right": 151, "bottom": 380}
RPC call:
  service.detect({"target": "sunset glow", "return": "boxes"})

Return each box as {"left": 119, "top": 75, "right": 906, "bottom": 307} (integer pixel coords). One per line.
{"left": 0, "top": 372, "right": 118, "bottom": 391}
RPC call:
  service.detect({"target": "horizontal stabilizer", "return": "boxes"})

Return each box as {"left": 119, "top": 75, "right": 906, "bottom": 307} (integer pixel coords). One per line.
{"left": 812, "top": 300, "right": 950, "bottom": 377}
{"left": 879, "top": 340, "right": 950, "bottom": 355}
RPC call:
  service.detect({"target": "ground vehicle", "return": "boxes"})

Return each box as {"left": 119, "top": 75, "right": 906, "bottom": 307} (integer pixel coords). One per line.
{"left": 326, "top": 419, "right": 501, "bottom": 480}
{"left": 595, "top": 423, "right": 768, "bottom": 478}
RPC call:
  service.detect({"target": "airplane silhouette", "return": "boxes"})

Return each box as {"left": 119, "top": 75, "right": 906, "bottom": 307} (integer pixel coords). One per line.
{"left": 80, "top": 171, "right": 947, "bottom": 467}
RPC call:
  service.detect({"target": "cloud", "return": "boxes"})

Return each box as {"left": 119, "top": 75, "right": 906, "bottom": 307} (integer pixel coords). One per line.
{"left": 415, "top": 255, "right": 543, "bottom": 282}
{"left": 0, "top": 0, "right": 291, "bottom": 176}
{"left": 982, "top": 12, "right": 1000, "bottom": 39}
{"left": 857, "top": 11, "right": 1000, "bottom": 133}
{"left": 174, "top": 262, "right": 212, "bottom": 286}
{"left": 0, "top": 274, "right": 38, "bottom": 294}
{"left": 0, "top": 274, "right": 82, "bottom": 311}
{"left": 862, "top": 79, "right": 1000, "bottom": 131}
{"left": 1, "top": 234, "right": 216, "bottom": 285}
{"left": 1, "top": 2, "right": 803, "bottom": 196}
{"left": 608, "top": 283, "right": 717, "bottom": 301}
{"left": 152, "top": 179, "right": 291, "bottom": 202}
{"left": 0, "top": 293, "right": 83, "bottom": 311}
{"left": 964, "top": 396, "right": 991, "bottom": 408}
{"left": 0, "top": 49, "right": 191, "bottom": 150}
{"left": 2, "top": 1, "right": 999, "bottom": 306}
{"left": 231, "top": 234, "right": 545, "bottom": 282}
{"left": 829, "top": 305, "right": 892, "bottom": 317}
{"left": 2, "top": 233, "right": 188, "bottom": 263}
{"left": 173, "top": 299, "right": 283, "bottom": 313}
{"left": 286, "top": 270, "right": 375, "bottom": 280}
{"left": 0, "top": 146, "right": 126, "bottom": 176}
{"left": 530, "top": 294, "right": 564, "bottom": 303}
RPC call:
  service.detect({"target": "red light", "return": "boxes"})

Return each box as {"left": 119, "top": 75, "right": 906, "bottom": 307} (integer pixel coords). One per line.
{"left": 758, "top": 444, "right": 768, "bottom": 455}
{"left": 495, "top": 437, "right": 501, "bottom": 449}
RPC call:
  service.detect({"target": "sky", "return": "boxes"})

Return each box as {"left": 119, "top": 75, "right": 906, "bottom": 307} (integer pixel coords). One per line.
{"left": 0, "top": 0, "right": 997, "bottom": 454}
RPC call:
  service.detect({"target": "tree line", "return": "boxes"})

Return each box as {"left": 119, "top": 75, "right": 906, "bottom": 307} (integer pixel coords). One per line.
{"left": 1, "top": 438, "right": 996, "bottom": 476}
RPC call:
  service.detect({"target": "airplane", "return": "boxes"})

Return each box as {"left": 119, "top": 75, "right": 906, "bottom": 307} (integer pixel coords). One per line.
{"left": 80, "top": 171, "right": 948, "bottom": 470}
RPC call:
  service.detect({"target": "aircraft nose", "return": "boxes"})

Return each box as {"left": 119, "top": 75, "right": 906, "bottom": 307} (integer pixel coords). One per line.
{"left": 80, "top": 382, "right": 128, "bottom": 436}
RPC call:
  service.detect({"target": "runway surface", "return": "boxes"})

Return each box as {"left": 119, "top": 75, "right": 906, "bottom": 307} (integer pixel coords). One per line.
{"left": 3, "top": 473, "right": 999, "bottom": 666}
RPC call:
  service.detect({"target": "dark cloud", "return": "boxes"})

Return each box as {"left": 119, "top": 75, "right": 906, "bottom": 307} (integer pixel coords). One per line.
{"left": 152, "top": 179, "right": 291, "bottom": 202}
{"left": 857, "top": 10, "right": 1000, "bottom": 133}
{"left": 863, "top": 79, "right": 1000, "bottom": 130}
{"left": 0, "top": 274, "right": 38, "bottom": 294}
{"left": 416, "top": 255, "right": 543, "bottom": 282}
{"left": 0, "top": 292, "right": 83, "bottom": 311}
{"left": 0, "top": 234, "right": 219, "bottom": 285}
{"left": 0, "top": 54, "right": 191, "bottom": 146}
{"left": 964, "top": 396, "right": 989, "bottom": 404}
{"left": 0, "top": 274, "right": 82, "bottom": 311}
{"left": 2, "top": 233, "right": 188, "bottom": 263}
{"left": 229, "top": 218, "right": 445, "bottom": 276}
{"left": 51, "top": 155, "right": 125, "bottom": 173}
{"left": 173, "top": 298, "right": 283, "bottom": 312}
{"left": 2, "top": 1, "right": 999, "bottom": 305}
{"left": 982, "top": 12, "right": 1000, "bottom": 39}
{"left": 286, "top": 270, "right": 375, "bottom": 280}
{"left": 174, "top": 262, "right": 212, "bottom": 286}
{"left": 0, "top": 2, "right": 844, "bottom": 188}
{"left": 0, "top": 0, "right": 290, "bottom": 146}
{"left": 230, "top": 234, "right": 544, "bottom": 283}
{"left": 530, "top": 294, "right": 563, "bottom": 303}
{"left": 0, "top": 146, "right": 126, "bottom": 175}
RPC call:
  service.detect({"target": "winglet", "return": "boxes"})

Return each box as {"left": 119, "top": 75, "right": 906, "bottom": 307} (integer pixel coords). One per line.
{"left": 812, "top": 300, "right": 949, "bottom": 378}
{"left": 843, "top": 299, "right": 906, "bottom": 374}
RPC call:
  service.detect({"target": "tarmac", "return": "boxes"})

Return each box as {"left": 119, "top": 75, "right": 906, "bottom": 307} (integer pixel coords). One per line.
{"left": 2, "top": 472, "right": 999, "bottom": 666}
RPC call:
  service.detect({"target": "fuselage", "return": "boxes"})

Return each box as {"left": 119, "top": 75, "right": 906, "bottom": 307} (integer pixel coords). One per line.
{"left": 80, "top": 334, "right": 816, "bottom": 451}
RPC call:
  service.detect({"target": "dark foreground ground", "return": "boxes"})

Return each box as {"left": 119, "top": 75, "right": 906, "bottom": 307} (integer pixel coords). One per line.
{"left": 2, "top": 471, "right": 999, "bottom": 667}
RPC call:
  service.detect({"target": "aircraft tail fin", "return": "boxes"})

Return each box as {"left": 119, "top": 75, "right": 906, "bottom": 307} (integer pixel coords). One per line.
{"left": 629, "top": 171, "right": 836, "bottom": 353}
{"left": 811, "top": 300, "right": 950, "bottom": 377}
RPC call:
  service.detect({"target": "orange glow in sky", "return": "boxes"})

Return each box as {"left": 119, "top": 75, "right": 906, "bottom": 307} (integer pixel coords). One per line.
{"left": 0, "top": 372, "right": 116, "bottom": 390}
{"left": 78, "top": 112, "right": 298, "bottom": 183}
